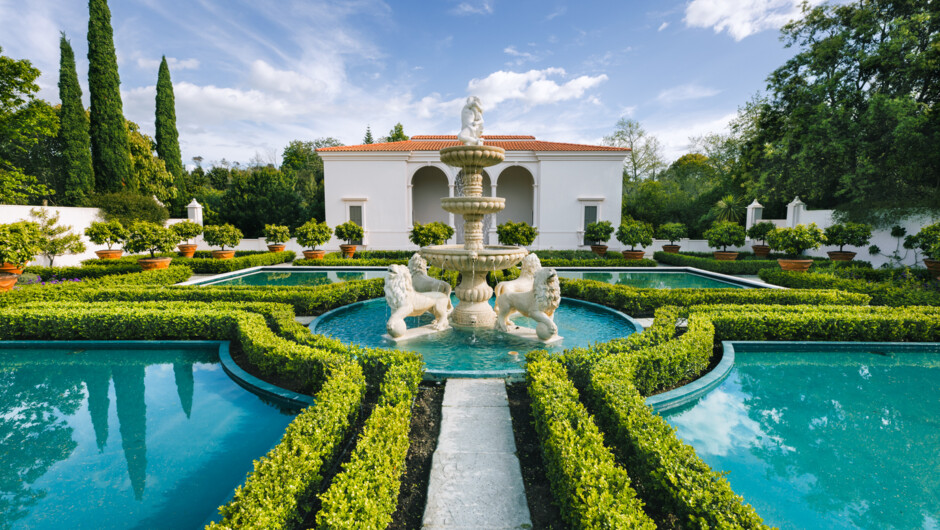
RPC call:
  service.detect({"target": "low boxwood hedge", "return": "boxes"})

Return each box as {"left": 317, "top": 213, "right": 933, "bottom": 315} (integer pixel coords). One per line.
{"left": 22, "top": 263, "right": 145, "bottom": 280}
{"left": 757, "top": 269, "right": 940, "bottom": 307}
{"left": 654, "top": 251, "right": 784, "bottom": 274}
{"left": 82, "top": 251, "right": 294, "bottom": 273}
{"left": 294, "top": 256, "right": 658, "bottom": 268}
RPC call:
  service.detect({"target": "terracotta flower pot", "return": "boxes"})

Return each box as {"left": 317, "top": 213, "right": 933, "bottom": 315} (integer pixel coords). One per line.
{"left": 0, "top": 263, "right": 23, "bottom": 275}
{"left": 303, "top": 250, "right": 326, "bottom": 260}
{"left": 925, "top": 258, "right": 940, "bottom": 281}
{"left": 751, "top": 245, "right": 771, "bottom": 259}
{"left": 827, "top": 251, "right": 857, "bottom": 262}
{"left": 0, "top": 273, "right": 18, "bottom": 292}
{"left": 267, "top": 244, "right": 286, "bottom": 253}
{"left": 590, "top": 245, "right": 608, "bottom": 257}
{"left": 177, "top": 244, "right": 197, "bottom": 258}
{"left": 662, "top": 244, "right": 681, "bottom": 254}
{"left": 778, "top": 259, "right": 814, "bottom": 272}
{"left": 339, "top": 244, "right": 357, "bottom": 258}
{"left": 95, "top": 249, "right": 123, "bottom": 260}
{"left": 713, "top": 251, "right": 739, "bottom": 261}
{"left": 138, "top": 257, "right": 173, "bottom": 270}
{"left": 211, "top": 250, "right": 235, "bottom": 260}
{"left": 621, "top": 250, "right": 646, "bottom": 260}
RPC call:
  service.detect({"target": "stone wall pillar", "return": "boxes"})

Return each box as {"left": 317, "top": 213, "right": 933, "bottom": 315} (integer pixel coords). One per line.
{"left": 186, "top": 199, "right": 204, "bottom": 225}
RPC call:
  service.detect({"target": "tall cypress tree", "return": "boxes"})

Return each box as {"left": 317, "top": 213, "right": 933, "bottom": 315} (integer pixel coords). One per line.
{"left": 155, "top": 56, "right": 183, "bottom": 179}
{"left": 58, "top": 34, "right": 94, "bottom": 205}
{"left": 87, "top": 0, "right": 132, "bottom": 193}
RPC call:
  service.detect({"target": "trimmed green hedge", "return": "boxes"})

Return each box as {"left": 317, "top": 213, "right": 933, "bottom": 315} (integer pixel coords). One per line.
{"left": 82, "top": 251, "right": 295, "bottom": 273}
{"left": 526, "top": 354, "right": 655, "bottom": 529}
{"left": 294, "top": 256, "right": 658, "bottom": 268}
{"left": 559, "top": 278, "right": 870, "bottom": 316}
{"left": 22, "top": 263, "right": 145, "bottom": 280}
{"left": 757, "top": 269, "right": 940, "bottom": 306}
{"left": 654, "top": 251, "right": 784, "bottom": 274}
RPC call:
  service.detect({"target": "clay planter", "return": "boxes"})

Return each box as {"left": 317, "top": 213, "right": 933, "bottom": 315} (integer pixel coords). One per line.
{"left": 0, "top": 263, "right": 23, "bottom": 275}
{"left": 621, "top": 250, "right": 646, "bottom": 260}
{"left": 95, "top": 249, "right": 123, "bottom": 260}
{"left": 177, "top": 244, "right": 197, "bottom": 258}
{"left": 590, "top": 245, "right": 608, "bottom": 257}
{"left": 827, "top": 251, "right": 857, "bottom": 262}
{"left": 303, "top": 250, "right": 326, "bottom": 260}
{"left": 339, "top": 244, "right": 357, "bottom": 258}
{"left": 0, "top": 273, "right": 18, "bottom": 292}
{"left": 925, "top": 259, "right": 940, "bottom": 281}
{"left": 752, "top": 245, "right": 771, "bottom": 259}
{"left": 713, "top": 251, "right": 739, "bottom": 261}
{"left": 778, "top": 259, "right": 814, "bottom": 272}
{"left": 138, "top": 257, "right": 172, "bottom": 270}
{"left": 662, "top": 245, "right": 681, "bottom": 254}
{"left": 211, "top": 250, "right": 235, "bottom": 260}
{"left": 267, "top": 244, "right": 286, "bottom": 253}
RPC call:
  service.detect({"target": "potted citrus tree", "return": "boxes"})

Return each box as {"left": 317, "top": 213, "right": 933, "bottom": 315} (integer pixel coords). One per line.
{"left": 766, "top": 223, "right": 824, "bottom": 272}
{"left": 0, "top": 222, "right": 41, "bottom": 291}
{"left": 85, "top": 220, "right": 128, "bottom": 259}
{"left": 171, "top": 221, "right": 203, "bottom": 258}
{"left": 616, "top": 220, "right": 654, "bottom": 259}
{"left": 295, "top": 220, "right": 332, "bottom": 259}
{"left": 334, "top": 221, "right": 364, "bottom": 258}
{"left": 124, "top": 222, "right": 181, "bottom": 270}
{"left": 495, "top": 220, "right": 537, "bottom": 248}
{"left": 585, "top": 220, "right": 614, "bottom": 256}
{"left": 263, "top": 224, "right": 291, "bottom": 252}
{"left": 824, "top": 222, "right": 872, "bottom": 262}
{"left": 913, "top": 222, "right": 940, "bottom": 279}
{"left": 704, "top": 221, "right": 745, "bottom": 260}
{"left": 203, "top": 224, "right": 243, "bottom": 259}
{"left": 746, "top": 221, "right": 775, "bottom": 258}
{"left": 656, "top": 222, "right": 687, "bottom": 253}
{"left": 411, "top": 221, "right": 456, "bottom": 247}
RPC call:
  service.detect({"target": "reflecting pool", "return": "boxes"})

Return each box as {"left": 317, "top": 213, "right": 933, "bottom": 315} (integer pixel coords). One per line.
{"left": 199, "top": 269, "right": 386, "bottom": 287}
{"left": 556, "top": 270, "right": 748, "bottom": 288}
{"left": 0, "top": 344, "right": 297, "bottom": 529}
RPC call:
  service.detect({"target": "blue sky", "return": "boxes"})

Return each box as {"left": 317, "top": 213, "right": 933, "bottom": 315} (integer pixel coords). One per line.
{"left": 0, "top": 0, "right": 818, "bottom": 166}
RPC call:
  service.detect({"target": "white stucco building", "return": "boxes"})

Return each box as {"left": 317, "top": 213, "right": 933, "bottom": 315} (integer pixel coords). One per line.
{"left": 318, "top": 135, "right": 628, "bottom": 250}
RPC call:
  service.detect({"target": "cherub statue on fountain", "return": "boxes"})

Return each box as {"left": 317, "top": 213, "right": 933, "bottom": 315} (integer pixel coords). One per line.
{"left": 457, "top": 96, "right": 484, "bottom": 146}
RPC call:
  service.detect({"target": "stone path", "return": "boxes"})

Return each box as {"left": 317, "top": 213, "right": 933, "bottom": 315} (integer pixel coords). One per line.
{"left": 422, "top": 379, "right": 532, "bottom": 529}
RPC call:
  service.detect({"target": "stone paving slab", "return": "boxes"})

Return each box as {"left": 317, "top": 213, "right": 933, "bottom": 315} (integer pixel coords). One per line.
{"left": 436, "top": 407, "right": 515, "bottom": 454}
{"left": 442, "top": 378, "right": 508, "bottom": 408}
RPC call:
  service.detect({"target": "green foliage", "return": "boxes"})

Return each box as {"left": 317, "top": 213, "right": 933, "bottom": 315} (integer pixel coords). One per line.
{"left": 82, "top": 250, "right": 295, "bottom": 274}
{"left": 525, "top": 355, "right": 655, "bottom": 529}
{"left": 83, "top": 220, "right": 127, "bottom": 249}
{"left": 655, "top": 251, "right": 783, "bottom": 274}
{"left": 87, "top": 0, "right": 132, "bottom": 192}
{"left": 29, "top": 208, "right": 86, "bottom": 266}
{"left": 704, "top": 221, "right": 745, "bottom": 251}
{"left": 91, "top": 191, "right": 169, "bottom": 225}
{"left": 655, "top": 222, "right": 686, "bottom": 244}
{"left": 766, "top": 223, "right": 824, "bottom": 256}
{"left": 584, "top": 220, "right": 614, "bottom": 245}
{"left": 123, "top": 221, "right": 180, "bottom": 258}
{"left": 745, "top": 221, "right": 775, "bottom": 245}
{"left": 409, "top": 221, "right": 455, "bottom": 247}
{"left": 603, "top": 117, "right": 666, "bottom": 183}
{"left": 912, "top": 222, "right": 940, "bottom": 261}
{"left": 221, "top": 166, "right": 306, "bottom": 238}
{"left": 127, "top": 120, "right": 174, "bottom": 203}
{"left": 280, "top": 138, "right": 341, "bottom": 223}
{"left": 263, "top": 224, "right": 291, "bottom": 244}
{"left": 154, "top": 56, "right": 183, "bottom": 181}
{"left": 710, "top": 194, "right": 746, "bottom": 223}
{"left": 23, "top": 263, "right": 143, "bottom": 280}
{"left": 362, "top": 126, "right": 373, "bottom": 144}
{"left": 170, "top": 220, "right": 202, "bottom": 244}
{"left": 615, "top": 220, "right": 654, "bottom": 250}
{"left": 0, "top": 221, "right": 41, "bottom": 266}
{"left": 57, "top": 35, "right": 94, "bottom": 206}
{"left": 295, "top": 220, "right": 332, "bottom": 250}
{"left": 757, "top": 269, "right": 940, "bottom": 307}
{"left": 824, "top": 222, "right": 872, "bottom": 251}
{"left": 334, "top": 221, "right": 363, "bottom": 244}
{"left": 495, "top": 220, "right": 537, "bottom": 247}
{"left": 202, "top": 224, "right": 243, "bottom": 250}
{"left": 381, "top": 122, "right": 408, "bottom": 142}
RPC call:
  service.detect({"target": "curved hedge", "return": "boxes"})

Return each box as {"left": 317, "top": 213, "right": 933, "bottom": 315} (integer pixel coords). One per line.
{"left": 758, "top": 268, "right": 940, "bottom": 307}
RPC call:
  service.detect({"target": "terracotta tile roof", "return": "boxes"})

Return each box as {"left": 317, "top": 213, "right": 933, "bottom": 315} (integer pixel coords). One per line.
{"left": 318, "top": 135, "right": 628, "bottom": 153}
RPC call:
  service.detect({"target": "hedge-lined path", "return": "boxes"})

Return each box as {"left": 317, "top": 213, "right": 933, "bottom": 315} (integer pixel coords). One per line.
{"left": 422, "top": 378, "right": 532, "bottom": 529}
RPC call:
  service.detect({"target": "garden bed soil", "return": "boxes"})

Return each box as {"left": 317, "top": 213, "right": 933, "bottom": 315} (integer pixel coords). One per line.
{"left": 506, "top": 382, "right": 566, "bottom": 529}
{"left": 389, "top": 382, "right": 445, "bottom": 529}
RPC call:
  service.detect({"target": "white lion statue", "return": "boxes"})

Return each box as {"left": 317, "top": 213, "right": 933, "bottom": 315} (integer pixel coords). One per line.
{"left": 494, "top": 254, "right": 541, "bottom": 312}
{"left": 408, "top": 253, "right": 452, "bottom": 298}
{"left": 385, "top": 264, "right": 452, "bottom": 338}
{"left": 496, "top": 268, "right": 561, "bottom": 340}
{"left": 457, "top": 96, "right": 484, "bottom": 146}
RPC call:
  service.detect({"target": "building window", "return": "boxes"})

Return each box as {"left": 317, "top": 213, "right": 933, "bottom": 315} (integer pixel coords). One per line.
{"left": 583, "top": 205, "right": 598, "bottom": 245}
{"left": 342, "top": 198, "right": 367, "bottom": 245}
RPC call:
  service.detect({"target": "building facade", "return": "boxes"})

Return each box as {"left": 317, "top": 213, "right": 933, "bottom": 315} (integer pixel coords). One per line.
{"left": 318, "top": 135, "right": 628, "bottom": 250}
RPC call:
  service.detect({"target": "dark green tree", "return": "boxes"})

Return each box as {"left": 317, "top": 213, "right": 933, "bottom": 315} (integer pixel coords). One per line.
{"left": 220, "top": 166, "right": 306, "bottom": 237}
{"left": 154, "top": 56, "right": 185, "bottom": 202}
{"left": 281, "top": 137, "right": 342, "bottom": 221}
{"left": 363, "top": 125, "right": 374, "bottom": 144}
{"left": 57, "top": 34, "right": 94, "bottom": 205}
{"left": 380, "top": 122, "right": 409, "bottom": 142}
{"left": 87, "top": 0, "right": 132, "bottom": 193}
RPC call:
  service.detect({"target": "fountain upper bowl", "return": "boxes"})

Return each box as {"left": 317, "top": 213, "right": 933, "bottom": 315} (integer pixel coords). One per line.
{"left": 440, "top": 145, "right": 506, "bottom": 169}
{"left": 420, "top": 245, "right": 528, "bottom": 271}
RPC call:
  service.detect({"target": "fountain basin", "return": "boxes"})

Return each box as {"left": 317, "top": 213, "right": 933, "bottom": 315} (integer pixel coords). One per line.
{"left": 420, "top": 245, "right": 528, "bottom": 271}
{"left": 441, "top": 196, "right": 506, "bottom": 215}
{"left": 440, "top": 145, "right": 505, "bottom": 169}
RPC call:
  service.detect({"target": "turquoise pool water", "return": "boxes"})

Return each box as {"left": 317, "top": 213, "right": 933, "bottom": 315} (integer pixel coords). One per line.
{"left": 0, "top": 344, "right": 297, "bottom": 529}
{"left": 314, "top": 297, "right": 638, "bottom": 374}
{"left": 201, "top": 269, "right": 386, "bottom": 286}
{"left": 556, "top": 270, "right": 746, "bottom": 288}
{"left": 662, "top": 346, "right": 940, "bottom": 529}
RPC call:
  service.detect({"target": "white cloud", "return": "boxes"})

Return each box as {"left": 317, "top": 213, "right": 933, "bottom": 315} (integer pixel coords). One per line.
{"left": 656, "top": 83, "right": 720, "bottom": 104}
{"left": 451, "top": 1, "right": 494, "bottom": 15}
{"left": 544, "top": 7, "right": 566, "bottom": 21}
{"left": 503, "top": 46, "right": 538, "bottom": 66}
{"left": 658, "top": 21, "right": 669, "bottom": 31}
{"left": 467, "top": 68, "right": 608, "bottom": 107}
{"left": 684, "top": 0, "right": 817, "bottom": 41}
{"left": 136, "top": 57, "right": 201, "bottom": 71}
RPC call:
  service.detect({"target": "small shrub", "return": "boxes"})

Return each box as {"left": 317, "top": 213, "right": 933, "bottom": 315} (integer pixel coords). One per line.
{"left": 656, "top": 222, "right": 687, "bottom": 244}
{"left": 495, "top": 220, "right": 538, "bottom": 247}
{"left": 30, "top": 208, "right": 86, "bottom": 267}
{"left": 0, "top": 222, "right": 42, "bottom": 266}
{"left": 410, "top": 221, "right": 455, "bottom": 246}
{"left": 85, "top": 220, "right": 128, "bottom": 249}
{"left": 334, "top": 221, "right": 364, "bottom": 244}
{"left": 704, "top": 221, "right": 745, "bottom": 251}
{"left": 295, "top": 220, "right": 332, "bottom": 250}
{"left": 911, "top": 222, "right": 940, "bottom": 261}
{"left": 170, "top": 221, "right": 203, "bottom": 244}
{"left": 745, "top": 221, "right": 775, "bottom": 245}
{"left": 824, "top": 222, "right": 872, "bottom": 252}
{"left": 616, "top": 220, "right": 654, "bottom": 250}
{"left": 767, "top": 223, "right": 824, "bottom": 256}
{"left": 124, "top": 222, "right": 181, "bottom": 258}
{"left": 203, "top": 224, "right": 243, "bottom": 250}
{"left": 92, "top": 191, "right": 169, "bottom": 225}
{"left": 263, "top": 224, "right": 291, "bottom": 244}
{"left": 584, "top": 221, "right": 614, "bottom": 245}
